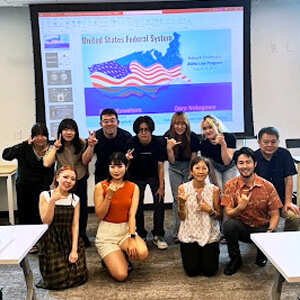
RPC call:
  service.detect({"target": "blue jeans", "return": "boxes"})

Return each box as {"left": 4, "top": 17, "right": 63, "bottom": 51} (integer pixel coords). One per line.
{"left": 168, "top": 161, "right": 190, "bottom": 236}
{"left": 214, "top": 165, "right": 238, "bottom": 192}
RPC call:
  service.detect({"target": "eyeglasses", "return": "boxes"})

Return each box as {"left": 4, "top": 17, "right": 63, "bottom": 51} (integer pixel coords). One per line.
{"left": 261, "top": 140, "right": 278, "bottom": 145}
{"left": 102, "top": 118, "right": 117, "bottom": 125}
{"left": 139, "top": 128, "right": 150, "bottom": 133}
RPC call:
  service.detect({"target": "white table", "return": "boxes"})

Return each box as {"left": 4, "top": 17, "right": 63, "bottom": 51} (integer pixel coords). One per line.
{"left": 251, "top": 232, "right": 300, "bottom": 300}
{"left": 0, "top": 165, "right": 17, "bottom": 225}
{"left": 0, "top": 225, "right": 48, "bottom": 300}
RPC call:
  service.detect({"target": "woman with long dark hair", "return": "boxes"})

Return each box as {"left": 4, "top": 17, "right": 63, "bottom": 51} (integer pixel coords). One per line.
{"left": 43, "top": 118, "right": 91, "bottom": 247}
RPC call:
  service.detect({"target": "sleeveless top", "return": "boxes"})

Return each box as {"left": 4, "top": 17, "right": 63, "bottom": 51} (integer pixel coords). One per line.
{"left": 41, "top": 190, "right": 79, "bottom": 207}
{"left": 101, "top": 180, "right": 135, "bottom": 223}
{"left": 178, "top": 181, "right": 220, "bottom": 246}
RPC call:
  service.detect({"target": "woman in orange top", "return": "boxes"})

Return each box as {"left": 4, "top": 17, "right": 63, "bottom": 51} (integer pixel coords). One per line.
{"left": 94, "top": 152, "right": 148, "bottom": 281}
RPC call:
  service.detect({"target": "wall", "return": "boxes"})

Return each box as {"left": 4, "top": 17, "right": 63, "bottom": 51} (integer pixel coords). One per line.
{"left": 1, "top": 0, "right": 300, "bottom": 211}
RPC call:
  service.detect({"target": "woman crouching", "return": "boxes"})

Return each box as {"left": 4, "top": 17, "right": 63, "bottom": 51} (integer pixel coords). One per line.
{"left": 94, "top": 152, "right": 148, "bottom": 281}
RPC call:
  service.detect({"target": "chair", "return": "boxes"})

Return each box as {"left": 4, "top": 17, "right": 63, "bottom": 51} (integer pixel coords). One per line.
{"left": 285, "top": 139, "right": 300, "bottom": 205}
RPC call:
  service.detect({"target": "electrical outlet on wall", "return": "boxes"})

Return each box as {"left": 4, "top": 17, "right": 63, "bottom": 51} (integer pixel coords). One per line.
{"left": 13, "top": 130, "right": 22, "bottom": 140}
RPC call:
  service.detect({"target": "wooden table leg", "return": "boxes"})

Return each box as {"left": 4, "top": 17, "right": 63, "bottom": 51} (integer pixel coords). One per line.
{"left": 271, "top": 270, "right": 284, "bottom": 300}
{"left": 20, "top": 256, "right": 37, "bottom": 300}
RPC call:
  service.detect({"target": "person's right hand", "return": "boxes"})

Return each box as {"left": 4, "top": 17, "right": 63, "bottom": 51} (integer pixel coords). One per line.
{"left": 178, "top": 191, "right": 188, "bottom": 203}
{"left": 165, "top": 137, "right": 182, "bottom": 150}
{"left": 125, "top": 149, "right": 134, "bottom": 161}
{"left": 53, "top": 134, "right": 62, "bottom": 149}
{"left": 104, "top": 183, "right": 121, "bottom": 199}
{"left": 27, "top": 135, "right": 35, "bottom": 145}
{"left": 50, "top": 188, "right": 64, "bottom": 203}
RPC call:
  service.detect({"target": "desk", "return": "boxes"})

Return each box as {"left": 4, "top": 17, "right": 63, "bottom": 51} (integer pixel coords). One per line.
{"left": 0, "top": 165, "right": 17, "bottom": 225}
{"left": 0, "top": 225, "right": 48, "bottom": 300}
{"left": 251, "top": 232, "right": 300, "bottom": 300}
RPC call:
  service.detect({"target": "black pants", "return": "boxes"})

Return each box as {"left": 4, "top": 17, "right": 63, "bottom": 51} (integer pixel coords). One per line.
{"left": 16, "top": 183, "right": 44, "bottom": 225}
{"left": 134, "top": 176, "right": 165, "bottom": 238}
{"left": 180, "top": 242, "right": 219, "bottom": 277}
{"left": 74, "top": 175, "right": 88, "bottom": 237}
{"left": 223, "top": 218, "right": 268, "bottom": 260}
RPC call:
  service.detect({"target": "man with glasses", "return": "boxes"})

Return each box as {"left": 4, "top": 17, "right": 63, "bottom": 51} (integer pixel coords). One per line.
{"left": 84, "top": 108, "right": 132, "bottom": 183}
{"left": 254, "top": 126, "right": 300, "bottom": 231}
{"left": 125, "top": 116, "right": 168, "bottom": 250}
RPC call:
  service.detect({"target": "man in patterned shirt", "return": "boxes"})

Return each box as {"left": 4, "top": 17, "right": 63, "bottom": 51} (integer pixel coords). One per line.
{"left": 221, "top": 147, "right": 282, "bottom": 275}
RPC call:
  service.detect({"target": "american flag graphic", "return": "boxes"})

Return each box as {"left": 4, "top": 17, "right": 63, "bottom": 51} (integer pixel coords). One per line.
{"left": 88, "top": 60, "right": 190, "bottom": 99}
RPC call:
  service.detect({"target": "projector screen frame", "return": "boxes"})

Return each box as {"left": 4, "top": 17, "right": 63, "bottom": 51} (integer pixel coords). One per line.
{"left": 30, "top": 0, "right": 253, "bottom": 139}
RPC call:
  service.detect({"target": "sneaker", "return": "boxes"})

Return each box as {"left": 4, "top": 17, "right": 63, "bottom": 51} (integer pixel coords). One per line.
{"left": 29, "top": 244, "right": 39, "bottom": 254}
{"left": 224, "top": 256, "right": 243, "bottom": 276}
{"left": 152, "top": 235, "right": 168, "bottom": 250}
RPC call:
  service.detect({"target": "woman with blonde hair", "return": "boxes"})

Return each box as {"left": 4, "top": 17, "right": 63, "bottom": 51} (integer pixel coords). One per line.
{"left": 199, "top": 115, "right": 237, "bottom": 191}
{"left": 164, "top": 112, "right": 199, "bottom": 240}
{"left": 38, "top": 165, "right": 88, "bottom": 289}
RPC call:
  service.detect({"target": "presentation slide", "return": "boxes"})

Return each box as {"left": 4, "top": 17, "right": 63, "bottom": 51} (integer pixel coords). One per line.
{"left": 37, "top": 6, "right": 245, "bottom": 137}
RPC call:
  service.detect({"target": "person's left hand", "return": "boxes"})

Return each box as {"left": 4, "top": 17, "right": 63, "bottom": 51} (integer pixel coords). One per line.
{"left": 284, "top": 202, "right": 300, "bottom": 215}
{"left": 197, "top": 199, "right": 212, "bottom": 213}
{"left": 214, "top": 134, "right": 226, "bottom": 146}
{"left": 69, "top": 250, "right": 78, "bottom": 264}
{"left": 88, "top": 130, "right": 98, "bottom": 147}
{"left": 127, "top": 238, "right": 138, "bottom": 259}
{"left": 155, "top": 186, "right": 164, "bottom": 202}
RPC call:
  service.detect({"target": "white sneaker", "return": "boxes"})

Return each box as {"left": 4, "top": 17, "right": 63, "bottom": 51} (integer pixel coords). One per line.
{"left": 153, "top": 235, "right": 168, "bottom": 250}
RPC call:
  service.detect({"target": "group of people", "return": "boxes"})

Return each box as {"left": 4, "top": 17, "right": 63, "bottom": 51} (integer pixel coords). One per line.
{"left": 2, "top": 109, "right": 300, "bottom": 289}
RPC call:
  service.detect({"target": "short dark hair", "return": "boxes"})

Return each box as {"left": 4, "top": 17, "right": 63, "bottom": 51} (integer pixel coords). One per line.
{"left": 257, "top": 127, "right": 279, "bottom": 140}
{"left": 190, "top": 156, "right": 211, "bottom": 173}
{"left": 100, "top": 108, "right": 118, "bottom": 121}
{"left": 31, "top": 123, "right": 49, "bottom": 140}
{"left": 133, "top": 116, "right": 155, "bottom": 134}
{"left": 107, "top": 152, "right": 128, "bottom": 182}
{"left": 233, "top": 147, "right": 256, "bottom": 164}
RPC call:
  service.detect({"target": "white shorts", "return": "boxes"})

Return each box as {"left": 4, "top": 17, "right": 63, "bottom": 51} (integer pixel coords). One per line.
{"left": 95, "top": 221, "right": 130, "bottom": 259}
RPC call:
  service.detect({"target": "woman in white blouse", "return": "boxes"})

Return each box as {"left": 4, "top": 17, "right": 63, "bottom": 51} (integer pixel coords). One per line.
{"left": 177, "top": 156, "right": 221, "bottom": 277}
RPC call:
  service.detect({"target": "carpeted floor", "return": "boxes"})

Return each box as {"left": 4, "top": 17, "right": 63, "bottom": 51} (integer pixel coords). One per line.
{"left": 1, "top": 210, "right": 300, "bottom": 300}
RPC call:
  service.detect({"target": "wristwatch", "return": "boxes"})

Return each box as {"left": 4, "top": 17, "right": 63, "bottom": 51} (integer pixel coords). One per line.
{"left": 130, "top": 234, "right": 136, "bottom": 239}
{"left": 267, "top": 227, "right": 275, "bottom": 232}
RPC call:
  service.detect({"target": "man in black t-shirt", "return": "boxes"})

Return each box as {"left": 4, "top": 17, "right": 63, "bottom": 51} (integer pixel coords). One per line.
{"left": 254, "top": 126, "right": 299, "bottom": 231}
{"left": 125, "top": 116, "right": 168, "bottom": 250}
{"left": 83, "top": 108, "right": 132, "bottom": 183}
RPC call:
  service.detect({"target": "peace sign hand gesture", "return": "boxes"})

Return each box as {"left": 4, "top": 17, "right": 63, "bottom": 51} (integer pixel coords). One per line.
{"left": 53, "top": 134, "right": 62, "bottom": 149}
{"left": 125, "top": 149, "right": 134, "bottom": 161}
{"left": 165, "top": 137, "right": 182, "bottom": 150}
{"left": 27, "top": 135, "right": 36, "bottom": 145}
{"left": 88, "top": 130, "right": 98, "bottom": 147}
